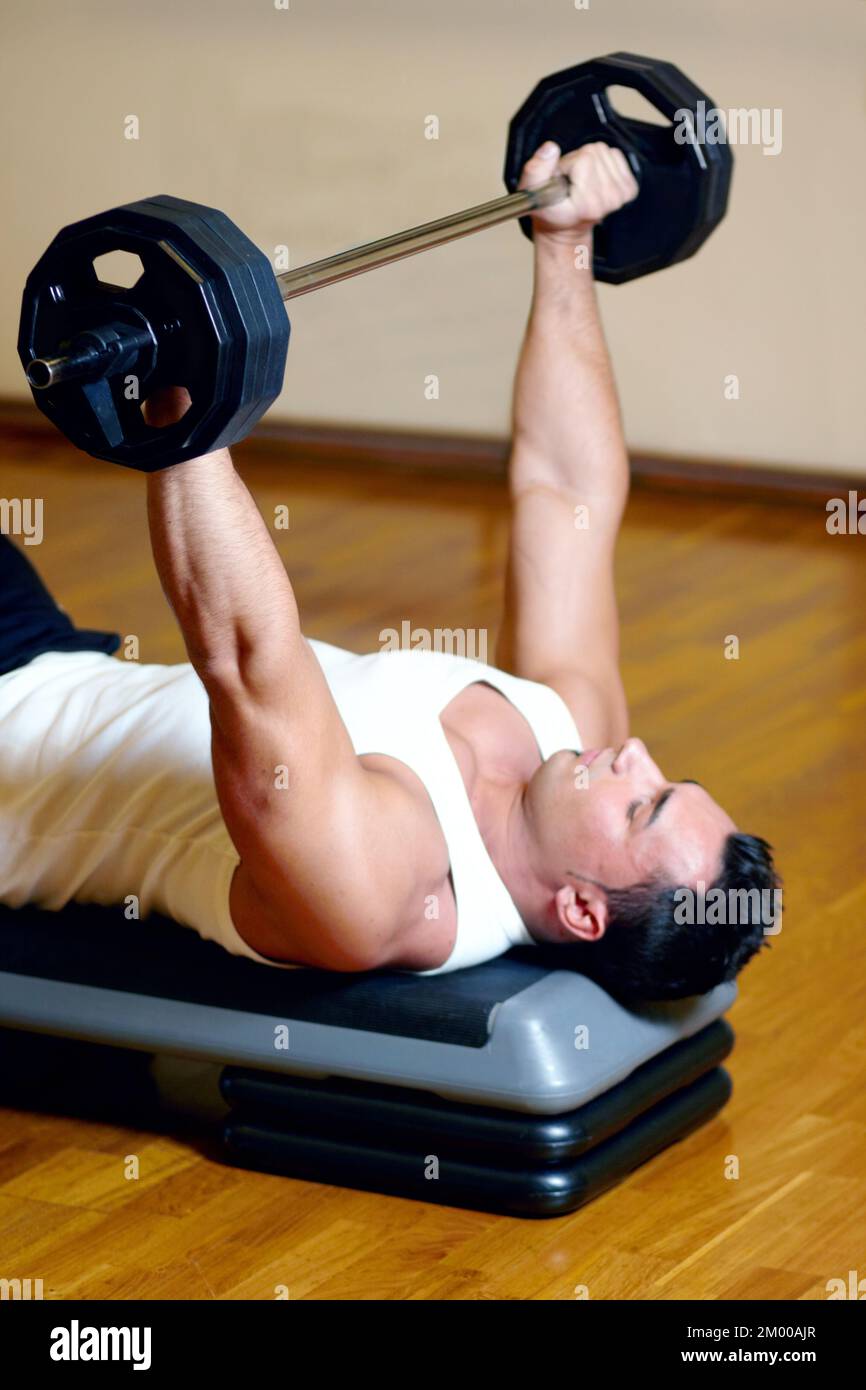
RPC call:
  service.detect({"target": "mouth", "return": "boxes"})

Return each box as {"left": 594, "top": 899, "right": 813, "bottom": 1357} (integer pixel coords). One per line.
{"left": 578, "top": 748, "right": 602, "bottom": 767}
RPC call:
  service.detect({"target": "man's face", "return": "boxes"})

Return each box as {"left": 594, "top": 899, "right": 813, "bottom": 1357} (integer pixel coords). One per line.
{"left": 529, "top": 737, "right": 737, "bottom": 895}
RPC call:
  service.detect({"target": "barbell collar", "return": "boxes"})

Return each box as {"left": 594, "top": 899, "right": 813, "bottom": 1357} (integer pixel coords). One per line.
{"left": 27, "top": 346, "right": 108, "bottom": 390}
{"left": 27, "top": 321, "right": 156, "bottom": 392}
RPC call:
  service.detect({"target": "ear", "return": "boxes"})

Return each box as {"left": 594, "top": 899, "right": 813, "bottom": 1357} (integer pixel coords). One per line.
{"left": 553, "top": 881, "right": 609, "bottom": 943}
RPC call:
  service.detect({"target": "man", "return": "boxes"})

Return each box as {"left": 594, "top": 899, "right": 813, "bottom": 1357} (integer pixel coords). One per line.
{"left": 0, "top": 142, "right": 777, "bottom": 1000}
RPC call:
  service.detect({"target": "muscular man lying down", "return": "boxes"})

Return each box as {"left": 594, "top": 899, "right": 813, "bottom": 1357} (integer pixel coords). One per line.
{"left": 0, "top": 142, "right": 778, "bottom": 1000}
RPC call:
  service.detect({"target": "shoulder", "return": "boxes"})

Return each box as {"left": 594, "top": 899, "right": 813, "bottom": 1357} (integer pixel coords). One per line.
{"left": 235, "top": 757, "right": 456, "bottom": 972}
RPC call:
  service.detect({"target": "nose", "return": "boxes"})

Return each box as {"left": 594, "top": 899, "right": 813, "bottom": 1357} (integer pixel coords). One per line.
{"left": 612, "top": 737, "right": 652, "bottom": 774}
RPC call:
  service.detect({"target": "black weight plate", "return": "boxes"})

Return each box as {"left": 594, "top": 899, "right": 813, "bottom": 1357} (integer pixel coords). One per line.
{"left": 18, "top": 195, "right": 289, "bottom": 470}
{"left": 504, "top": 52, "right": 733, "bottom": 283}
{"left": 132, "top": 197, "right": 290, "bottom": 460}
{"left": 20, "top": 203, "right": 220, "bottom": 465}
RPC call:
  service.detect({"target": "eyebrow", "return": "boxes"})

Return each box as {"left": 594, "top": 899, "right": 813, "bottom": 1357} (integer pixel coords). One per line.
{"left": 648, "top": 787, "right": 676, "bottom": 827}
{"left": 646, "top": 780, "right": 703, "bottom": 829}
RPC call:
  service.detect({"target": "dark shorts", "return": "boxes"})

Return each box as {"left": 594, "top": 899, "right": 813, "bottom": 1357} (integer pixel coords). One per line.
{"left": 0, "top": 535, "right": 120, "bottom": 677}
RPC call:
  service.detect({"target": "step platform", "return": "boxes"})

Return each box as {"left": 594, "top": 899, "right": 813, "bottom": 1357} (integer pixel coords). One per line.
{"left": 0, "top": 902, "right": 736, "bottom": 1215}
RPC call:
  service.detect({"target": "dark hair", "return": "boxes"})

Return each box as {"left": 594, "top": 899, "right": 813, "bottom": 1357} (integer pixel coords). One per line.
{"left": 550, "top": 833, "right": 780, "bottom": 1003}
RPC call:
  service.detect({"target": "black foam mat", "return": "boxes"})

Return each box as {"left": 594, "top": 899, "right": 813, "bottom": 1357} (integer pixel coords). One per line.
{"left": 0, "top": 902, "right": 551, "bottom": 1047}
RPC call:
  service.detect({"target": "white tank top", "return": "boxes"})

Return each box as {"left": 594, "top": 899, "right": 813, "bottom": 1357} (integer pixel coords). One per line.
{"left": 0, "top": 641, "right": 581, "bottom": 973}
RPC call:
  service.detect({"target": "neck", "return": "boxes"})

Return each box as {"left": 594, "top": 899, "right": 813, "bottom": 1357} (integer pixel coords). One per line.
{"left": 475, "top": 774, "right": 554, "bottom": 941}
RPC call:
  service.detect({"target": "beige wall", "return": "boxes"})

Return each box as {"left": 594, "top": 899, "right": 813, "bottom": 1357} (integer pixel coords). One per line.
{"left": 2, "top": 0, "right": 864, "bottom": 473}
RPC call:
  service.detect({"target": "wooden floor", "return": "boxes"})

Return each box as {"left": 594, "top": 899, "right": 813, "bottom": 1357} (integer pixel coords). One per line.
{"left": 1, "top": 432, "right": 864, "bottom": 1301}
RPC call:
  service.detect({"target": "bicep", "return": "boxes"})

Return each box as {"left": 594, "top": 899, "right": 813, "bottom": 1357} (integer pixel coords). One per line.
{"left": 496, "top": 480, "right": 629, "bottom": 747}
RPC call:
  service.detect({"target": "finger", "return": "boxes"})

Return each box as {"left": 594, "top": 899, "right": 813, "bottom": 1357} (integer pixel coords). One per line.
{"left": 608, "top": 146, "right": 631, "bottom": 177}
{"left": 598, "top": 144, "right": 624, "bottom": 181}
{"left": 518, "top": 140, "right": 562, "bottom": 189}
{"left": 607, "top": 146, "right": 639, "bottom": 198}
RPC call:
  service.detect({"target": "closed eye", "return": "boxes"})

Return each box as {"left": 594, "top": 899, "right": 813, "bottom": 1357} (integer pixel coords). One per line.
{"left": 627, "top": 787, "right": 673, "bottom": 828}
{"left": 647, "top": 787, "right": 675, "bottom": 827}
{"left": 627, "top": 779, "right": 702, "bottom": 829}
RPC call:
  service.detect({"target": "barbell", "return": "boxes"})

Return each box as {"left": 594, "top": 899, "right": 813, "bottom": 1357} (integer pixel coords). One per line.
{"left": 17, "top": 52, "right": 732, "bottom": 471}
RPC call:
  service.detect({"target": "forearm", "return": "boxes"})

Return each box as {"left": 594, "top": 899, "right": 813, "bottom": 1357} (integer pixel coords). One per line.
{"left": 146, "top": 450, "right": 300, "bottom": 697}
{"left": 510, "top": 231, "right": 629, "bottom": 510}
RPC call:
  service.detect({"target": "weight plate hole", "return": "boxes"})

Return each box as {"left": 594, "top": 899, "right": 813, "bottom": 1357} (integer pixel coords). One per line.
{"left": 140, "top": 386, "right": 193, "bottom": 430}
{"left": 93, "top": 250, "right": 145, "bottom": 290}
{"left": 605, "top": 86, "right": 673, "bottom": 128}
